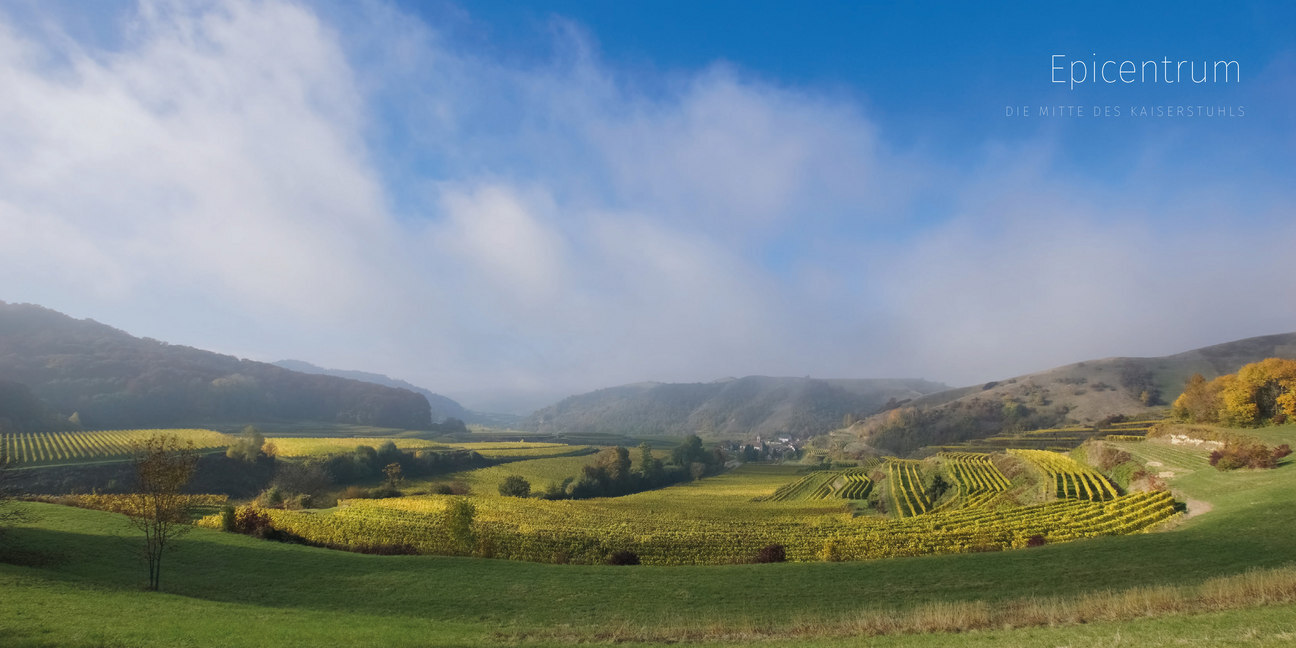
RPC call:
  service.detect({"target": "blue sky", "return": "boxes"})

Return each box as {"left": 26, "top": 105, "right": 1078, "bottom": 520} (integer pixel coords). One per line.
{"left": 1, "top": 1, "right": 1293, "bottom": 413}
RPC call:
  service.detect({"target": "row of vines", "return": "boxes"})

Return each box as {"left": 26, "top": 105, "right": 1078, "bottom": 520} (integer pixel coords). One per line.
{"left": 0, "top": 429, "right": 230, "bottom": 466}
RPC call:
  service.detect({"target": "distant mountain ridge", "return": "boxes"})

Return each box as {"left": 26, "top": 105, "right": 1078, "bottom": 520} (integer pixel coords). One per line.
{"left": 851, "top": 331, "right": 1296, "bottom": 454}
{"left": 273, "top": 359, "right": 469, "bottom": 422}
{"left": 523, "top": 376, "right": 949, "bottom": 439}
{"left": 0, "top": 302, "right": 432, "bottom": 431}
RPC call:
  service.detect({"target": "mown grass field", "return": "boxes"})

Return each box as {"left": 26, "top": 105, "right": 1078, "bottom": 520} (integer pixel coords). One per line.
{"left": 3, "top": 424, "right": 1295, "bottom": 646}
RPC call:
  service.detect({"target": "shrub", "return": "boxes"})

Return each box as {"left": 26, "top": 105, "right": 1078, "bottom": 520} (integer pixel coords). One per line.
{"left": 1209, "top": 441, "right": 1278, "bottom": 470}
{"left": 367, "top": 484, "right": 402, "bottom": 499}
{"left": 498, "top": 475, "right": 531, "bottom": 498}
{"left": 430, "top": 481, "right": 471, "bottom": 496}
{"left": 819, "top": 540, "right": 843, "bottom": 562}
{"left": 755, "top": 543, "right": 787, "bottom": 563}
{"left": 606, "top": 550, "right": 640, "bottom": 565}
{"left": 1026, "top": 534, "right": 1047, "bottom": 548}
{"left": 1276, "top": 444, "right": 1293, "bottom": 460}
{"left": 220, "top": 504, "right": 236, "bottom": 532}
{"left": 232, "top": 506, "right": 273, "bottom": 536}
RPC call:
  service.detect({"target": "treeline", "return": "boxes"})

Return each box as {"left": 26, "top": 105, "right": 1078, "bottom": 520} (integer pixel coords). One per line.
{"left": 0, "top": 302, "right": 432, "bottom": 430}
{"left": 0, "top": 379, "right": 69, "bottom": 434}
{"left": 512, "top": 435, "right": 725, "bottom": 500}
{"left": 1173, "top": 358, "right": 1296, "bottom": 427}
{"left": 233, "top": 430, "right": 487, "bottom": 508}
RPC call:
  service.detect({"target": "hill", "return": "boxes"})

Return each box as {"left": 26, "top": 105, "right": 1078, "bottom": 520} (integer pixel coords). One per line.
{"left": 273, "top": 359, "right": 469, "bottom": 422}
{"left": 852, "top": 332, "right": 1296, "bottom": 454}
{"left": 273, "top": 359, "right": 525, "bottom": 428}
{"left": 0, "top": 302, "right": 432, "bottom": 430}
{"left": 523, "top": 376, "right": 948, "bottom": 439}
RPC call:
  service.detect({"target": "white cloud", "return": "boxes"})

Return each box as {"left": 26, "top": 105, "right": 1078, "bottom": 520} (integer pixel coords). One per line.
{"left": 1, "top": 0, "right": 1292, "bottom": 413}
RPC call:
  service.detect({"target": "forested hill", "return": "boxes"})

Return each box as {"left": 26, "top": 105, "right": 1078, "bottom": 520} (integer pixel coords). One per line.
{"left": 851, "top": 331, "right": 1296, "bottom": 454}
{"left": 273, "top": 359, "right": 469, "bottom": 423}
{"left": 0, "top": 302, "right": 432, "bottom": 431}
{"left": 523, "top": 376, "right": 948, "bottom": 439}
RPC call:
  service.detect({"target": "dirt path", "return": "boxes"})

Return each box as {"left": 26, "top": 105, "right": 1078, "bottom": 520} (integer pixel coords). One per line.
{"left": 1183, "top": 497, "right": 1213, "bottom": 519}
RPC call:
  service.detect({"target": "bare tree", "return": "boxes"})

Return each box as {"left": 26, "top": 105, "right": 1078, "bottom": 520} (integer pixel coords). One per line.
{"left": 126, "top": 434, "right": 198, "bottom": 591}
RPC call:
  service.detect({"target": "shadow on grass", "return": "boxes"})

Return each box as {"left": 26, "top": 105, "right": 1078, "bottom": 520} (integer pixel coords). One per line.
{"left": 9, "top": 491, "right": 1296, "bottom": 628}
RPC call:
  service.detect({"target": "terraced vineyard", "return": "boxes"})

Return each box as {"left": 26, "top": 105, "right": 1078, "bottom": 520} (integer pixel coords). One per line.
{"left": 1010, "top": 449, "right": 1119, "bottom": 501}
{"left": 939, "top": 452, "right": 1010, "bottom": 507}
{"left": 886, "top": 459, "right": 931, "bottom": 517}
{"left": 926, "top": 420, "right": 1158, "bottom": 453}
{"left": 0, "top": 428, "right": 232, "bottom": 467}
{"left": 765, "top": 468, "right": 872, "bottom": 501}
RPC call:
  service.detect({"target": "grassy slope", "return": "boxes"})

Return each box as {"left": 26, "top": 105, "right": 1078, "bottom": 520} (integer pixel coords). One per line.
{"left": 3, "top": 425, "right": 1296, "bottom": 647}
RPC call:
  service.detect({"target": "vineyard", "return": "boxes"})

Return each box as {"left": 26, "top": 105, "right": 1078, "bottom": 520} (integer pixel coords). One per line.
{"left": 0, "top": 429, "right": 232, "bottom": 467}
{"left": 218, "top": 454, "right": 1178, "bottom": 565}
{"left": 927, "top": 420, "right": 1156, "bottom": 453}
{"left": 1010, "top": 449, "right": 1119, "bottom": 501}
{"left": 763, "top": 470, "right": 865, "bottom": 501}
{"left": 938, "top": 452, "right": 1011, "bottom": 508}
{"left": 886, "top": 459, "right": 931, "bottom": 517}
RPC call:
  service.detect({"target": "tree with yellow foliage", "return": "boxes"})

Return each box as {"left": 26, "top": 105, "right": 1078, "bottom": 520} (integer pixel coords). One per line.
{"left": 1173, "top": 358, "right": 1296, "bottom": 427}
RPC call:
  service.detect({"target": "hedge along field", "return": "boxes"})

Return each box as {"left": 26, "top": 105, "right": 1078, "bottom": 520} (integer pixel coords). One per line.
{"left": 0, "top": 429, "right": 232, "bottom": 467}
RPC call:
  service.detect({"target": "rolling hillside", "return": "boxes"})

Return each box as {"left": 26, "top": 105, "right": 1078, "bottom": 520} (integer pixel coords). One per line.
{"left": 524, "top": 376, "right": 948, "bottom": 439}
{"left": 273, "top": 359, "right": 469, "bottom": 422}
{"left": 0, "top": 302, "right": 433, "bottom": 431}
{"left": 273, "top": 359, "right": 524, "bottom": 427}
{"left": 852, "top": 332, "right": 1296, "bottom": 454}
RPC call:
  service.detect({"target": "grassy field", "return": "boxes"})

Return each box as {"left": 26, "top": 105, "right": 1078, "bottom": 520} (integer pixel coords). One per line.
{"left": 3, "top": 424, "right": 1295, "bottom": 646}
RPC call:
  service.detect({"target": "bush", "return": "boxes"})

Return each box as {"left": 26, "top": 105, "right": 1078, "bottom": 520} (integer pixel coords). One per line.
{"left": 430, "top": 481, "right": 471, "bottom": 496}
{"left": 754, "top": 543, "right": 786, "bottom": 563}
{"left": 498, "top": 475, "right": 531, "bottom": 498}
{"left": 1026, "top": 534, "right": 1047, "bottom": 547}
{"left": 367, "top": 484, "right": 402, "bottom": 499}
{"left": 819, "top": 540, "right": 843, "bottom": 562}
{"left": 1209, "top": 440, "right": 1278, "bottom": 470}
{"left": 232, "top": 506, "right": 273, "bottom": 536}
{"left": 220, "top": 504, "right": 236, "bottom": 532}
{"left": 606, "top": 550, "right": 640, "bottom": 565}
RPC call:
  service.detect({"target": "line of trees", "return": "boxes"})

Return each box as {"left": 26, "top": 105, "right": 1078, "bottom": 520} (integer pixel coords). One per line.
{"left": 531, "top": 435, "right": 725, "bottom": 500}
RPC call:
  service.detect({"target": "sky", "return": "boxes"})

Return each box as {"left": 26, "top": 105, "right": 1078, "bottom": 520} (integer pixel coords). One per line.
{"left": 1, "top": 0, "right": 1293, "bottom": 414}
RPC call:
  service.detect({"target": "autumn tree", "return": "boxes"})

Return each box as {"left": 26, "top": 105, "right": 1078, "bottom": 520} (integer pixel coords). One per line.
{"left": 1173, "top": 359, "right": 1296, "bottom": 427}
{"left": 1173, "top": 373, "right": 1219, "bottom": 422}
{"left": 226, "top": 425, "right": 267, "bottom": 462}
{"left": 126, "top": 434, "right": 198, "bottom": 591}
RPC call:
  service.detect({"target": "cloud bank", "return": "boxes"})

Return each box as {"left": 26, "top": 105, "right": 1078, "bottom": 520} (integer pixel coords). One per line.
{"left": 1, "top": 1, "right": 1292, "bottom": 412}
